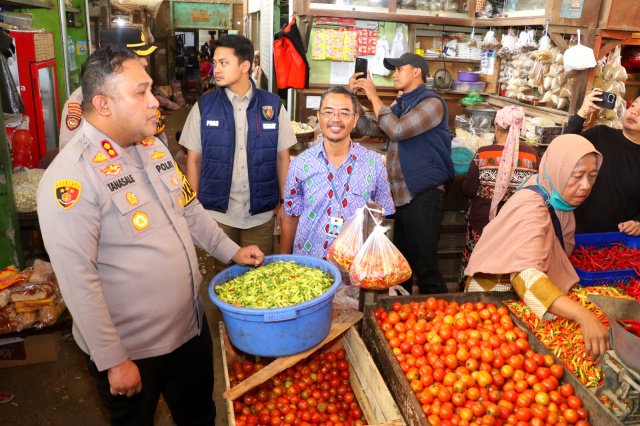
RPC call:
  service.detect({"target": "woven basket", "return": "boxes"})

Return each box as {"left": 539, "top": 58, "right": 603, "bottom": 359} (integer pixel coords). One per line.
{"left": 475, "top": 0, "right": 488, "bottom": 12}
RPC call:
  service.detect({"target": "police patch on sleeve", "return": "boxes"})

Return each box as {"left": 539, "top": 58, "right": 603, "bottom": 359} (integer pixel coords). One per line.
{"left": 55, "top": 180, "right": 82, "bottom": 210}
{"left": 175, "top": 165, "right": 197, "bottom": 207}
{"left": 65, "top": 102, "right": 82, "bottom": 131}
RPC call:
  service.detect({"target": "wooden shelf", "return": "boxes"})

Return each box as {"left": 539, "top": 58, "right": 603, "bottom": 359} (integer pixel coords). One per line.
{"left": 0, "top": 0, "right": 51, "bottom": 8}
{"left": 302, "top": 9, "right": 550, "bottom": 27}
{"left": 424, "top": 57, "right": 481, "bottom": 64}
{"left": 486, "top": 95, "right": 569, "bottom": 124}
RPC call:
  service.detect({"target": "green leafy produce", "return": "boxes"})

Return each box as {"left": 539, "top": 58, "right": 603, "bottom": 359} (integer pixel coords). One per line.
{"left": 215, "top": 261, "right": 333, "bottom": 309}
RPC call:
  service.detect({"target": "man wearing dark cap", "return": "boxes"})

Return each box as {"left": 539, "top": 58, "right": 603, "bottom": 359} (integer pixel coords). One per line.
{"left": 350, "top": 52, "right": 454, "bottom": 295}
{"left": 59, "top": 28, "right": 159, "bottom": 150}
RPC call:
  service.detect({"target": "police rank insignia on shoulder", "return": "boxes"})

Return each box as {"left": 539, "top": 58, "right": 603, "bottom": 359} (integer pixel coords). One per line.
{"left": 140, "top": 137, "right": 155, "bottom": 147}
{"left": 262, "top": 105, "right": 274, "bottom": 120}
{"left": 101, "top": 140, "right": 118, "bottom": 158}
{"left": 55, "top": 180, "right": 82, "bottom": 210}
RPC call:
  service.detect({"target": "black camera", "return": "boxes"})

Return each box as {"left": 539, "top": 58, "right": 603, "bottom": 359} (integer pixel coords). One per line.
{"left": 596, "top": 91, "right": 617, "bottom": 110}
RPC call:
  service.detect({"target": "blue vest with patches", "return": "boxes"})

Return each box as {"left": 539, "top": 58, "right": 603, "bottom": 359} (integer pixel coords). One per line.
{"left": 390, "top": 85, "right": 454, "bottom": 195}
{"left": 198, "top": 85, "right": 281, "bottom": 214}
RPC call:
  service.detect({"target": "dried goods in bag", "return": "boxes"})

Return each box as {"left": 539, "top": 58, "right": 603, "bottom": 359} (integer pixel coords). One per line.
{"left": 349, "top": 224, "right": 412, "bottom": 290}
{"left": 327, "top": 207, "right": 364, "bottom": 271}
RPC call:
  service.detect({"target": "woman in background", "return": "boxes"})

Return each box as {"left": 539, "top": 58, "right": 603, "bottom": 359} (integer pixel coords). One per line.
{"left": 459, "top": 106, "right": 539, "bottom": 286}
{"left": 465, "top": 135, "right": 609, "bottom": 360}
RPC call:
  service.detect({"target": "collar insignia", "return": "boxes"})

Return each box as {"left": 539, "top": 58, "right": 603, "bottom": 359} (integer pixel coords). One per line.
{"left": 150, "top": 150, "right": 166, "bottom": 160}
{"left": 92, "top": 152, "right": 108, "bottom": 163}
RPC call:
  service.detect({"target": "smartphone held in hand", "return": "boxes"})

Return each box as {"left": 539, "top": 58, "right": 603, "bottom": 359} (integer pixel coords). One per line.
{"left": 595, "top": 91, "right": 617, "bottom": 110}
{"left": 355, "top": 57, "right": 368, "bottom": 79}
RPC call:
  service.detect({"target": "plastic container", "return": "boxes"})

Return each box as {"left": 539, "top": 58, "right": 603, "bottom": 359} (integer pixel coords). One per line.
{"left": 572, "top": 232, "right": 640, "bottom": 286}
{"left": 464, "top": 107, "right": 497, "bottom": 125}
{"left": 451, "top": 80, "right": 486, "bottom": 93}
{"left": 209, "top": 255, "right": 341, "bottom": 357}
{"left": 451, "top": 146, "right": 474, "bottom": 175}
{"left": 457, "top": 71, "right": 480, "bottom": 82}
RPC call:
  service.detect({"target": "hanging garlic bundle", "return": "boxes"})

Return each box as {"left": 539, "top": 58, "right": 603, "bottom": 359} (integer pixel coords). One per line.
{"left": 593, "top": 45, "right": 627, "bottom": 128}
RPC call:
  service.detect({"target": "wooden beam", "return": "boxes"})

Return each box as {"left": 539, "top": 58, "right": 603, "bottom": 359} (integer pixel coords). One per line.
{"left": 486, "top": 95, "right": 568, "bottom": 124}
{"left": 549, "top": 32, "right": 568, "bottom": 51}
{"left": 222, "top": 310, "right": 363, "bottom": 401}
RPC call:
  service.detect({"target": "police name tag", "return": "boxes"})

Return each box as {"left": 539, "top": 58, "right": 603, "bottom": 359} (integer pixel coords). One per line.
{"left": 262, "top": 123, "right": 277, "bottom": 130}
{"left": 205, "top": 120, "right": 221, "bottom": 127}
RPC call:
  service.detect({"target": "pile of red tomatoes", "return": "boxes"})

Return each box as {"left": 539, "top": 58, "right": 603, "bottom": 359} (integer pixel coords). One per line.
{"left": 374, "top": 298, "right": 591, "bottom": 426}
{"left": 230, "top": 349, "right": 366, "bottom": 426}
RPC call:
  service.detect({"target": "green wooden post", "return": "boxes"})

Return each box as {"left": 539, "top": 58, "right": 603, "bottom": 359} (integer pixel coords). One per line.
{"left": 0, "top": 104, "right": 25, "bottom": 269}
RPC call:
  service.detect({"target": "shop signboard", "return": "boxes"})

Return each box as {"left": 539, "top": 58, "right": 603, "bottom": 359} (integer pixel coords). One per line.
{"left": 172, "top": 2, "right": 232, "bottom": 29}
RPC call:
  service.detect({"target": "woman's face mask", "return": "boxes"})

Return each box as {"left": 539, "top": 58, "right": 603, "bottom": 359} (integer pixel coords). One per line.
{"left": 544, "top": 153, "right": 598, "bottom": 211}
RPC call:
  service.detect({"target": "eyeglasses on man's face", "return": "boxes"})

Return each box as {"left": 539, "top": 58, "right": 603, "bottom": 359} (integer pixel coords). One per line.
{"left": 319, "top": 110, "right": 356, "bottom": 120}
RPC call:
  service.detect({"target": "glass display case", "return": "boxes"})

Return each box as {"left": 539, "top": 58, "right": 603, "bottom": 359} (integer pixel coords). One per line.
{"left": 310, "top": 0, "right": 389, "bottom": 12}
{"left": 396, "top": 0, "right": 467, "bottom": 15}
{"left": 502, "top": 0, "right": 546, "bottom": 16}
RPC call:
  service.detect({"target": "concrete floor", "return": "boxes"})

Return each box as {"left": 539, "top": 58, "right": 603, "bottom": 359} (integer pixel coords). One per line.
{"left": 1, "top": 91, "right": 232, "bottom": 425}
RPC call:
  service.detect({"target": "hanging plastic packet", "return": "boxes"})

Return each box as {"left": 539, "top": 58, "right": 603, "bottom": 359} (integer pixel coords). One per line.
{"left": 468, "top": 27, "right": 478, "bottom": 48}
{"left": 349, "top": 217, "right": 412, "bottom": 290}
{"left": 564, "top": 29, "right": 596, "bottom": 72}
{"left": 482, "top": 29, "right": 499, "bottom": 49}
{"left": 327, "top": 207, "right": 364, "bottom": 271}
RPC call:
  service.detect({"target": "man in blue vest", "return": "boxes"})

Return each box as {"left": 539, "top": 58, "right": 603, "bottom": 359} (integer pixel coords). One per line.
{"left": 350, "top": 53, "right": 454, "bottom": 295}
{"left": 180, "top": 35, "right": 296, "bottom": 269}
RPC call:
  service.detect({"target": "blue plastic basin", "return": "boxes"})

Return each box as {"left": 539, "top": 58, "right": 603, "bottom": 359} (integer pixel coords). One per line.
{"left": 209, "top": 255, "right": 341, "bottom": 357}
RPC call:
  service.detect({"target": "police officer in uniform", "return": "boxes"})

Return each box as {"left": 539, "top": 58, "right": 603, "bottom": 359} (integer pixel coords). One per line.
{"left": 38, "top": 47, "right": 264, "bottom": 425}
{"left": 59, "top": 27, "right": 166, "bottom": 150}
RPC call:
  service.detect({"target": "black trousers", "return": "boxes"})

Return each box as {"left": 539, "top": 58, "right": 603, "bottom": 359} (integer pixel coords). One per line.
{"left": 86, "top": 318, "right": 215, "bottom": 426}
{"left": 394, "top": 187, "right": 448, "bottom": 294}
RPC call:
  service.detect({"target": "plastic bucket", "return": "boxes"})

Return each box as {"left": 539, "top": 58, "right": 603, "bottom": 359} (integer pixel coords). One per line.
{"left": 452, "top": 146, "right": 475, "bottom": 175}
{"left": 209, "top": 255, "right": 341, "bottom": 357}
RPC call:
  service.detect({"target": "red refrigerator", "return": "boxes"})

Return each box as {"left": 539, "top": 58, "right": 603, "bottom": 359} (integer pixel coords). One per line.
{"left": 10, "top": 30, "right": 61, "bottom": 161}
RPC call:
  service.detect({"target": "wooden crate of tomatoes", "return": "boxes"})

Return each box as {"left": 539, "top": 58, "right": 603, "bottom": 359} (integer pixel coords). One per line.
{"left": 220, "top": 321, "right": 405, "bottom": 426}
{"left": 361, "top": 292, "right": 622, "bottom": 426}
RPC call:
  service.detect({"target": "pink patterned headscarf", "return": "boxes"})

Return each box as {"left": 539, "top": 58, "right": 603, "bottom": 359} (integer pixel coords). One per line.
{"left": 489, "top": 106, "right": 527, "bottom": 220}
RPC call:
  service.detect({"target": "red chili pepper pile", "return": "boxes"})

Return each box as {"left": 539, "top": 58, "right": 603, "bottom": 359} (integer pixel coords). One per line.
{"left": 618, "top": 319, "right": 640, "bottom": 337}
{"left": 569, "top": 243, "right": 640, "bottom": 274}
{"left": 504, "top": 286, "right": 632, "bottom": 388}
{"left": 619, "top": 278, "right": 640, "bottom": 303}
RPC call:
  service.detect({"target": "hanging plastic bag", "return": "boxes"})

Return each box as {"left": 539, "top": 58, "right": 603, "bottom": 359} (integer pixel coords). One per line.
{"left": 564, "top": 29, "right": 596, "bottom": 72}
{"left": 349, "top": 224, "right": 412, "bottom": 290}
{"left": 370, "top": 35, "right": 391, "bottom": 76}
{"left": 389, "top": 26, "right": 408, "bottom": 58}
{"left": 327, "top": 207, "right": 364, "bottom": 271}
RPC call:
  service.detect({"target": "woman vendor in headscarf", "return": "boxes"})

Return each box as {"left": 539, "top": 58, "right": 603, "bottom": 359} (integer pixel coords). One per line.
{"left": 460, "top": 106, "right": 539, "bottom": 285}
{"left": 465, "top": 134, "right": 610, "bottom": 359}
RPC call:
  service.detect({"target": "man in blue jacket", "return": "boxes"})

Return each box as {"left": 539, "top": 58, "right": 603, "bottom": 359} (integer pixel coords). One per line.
{"left": 350, "top": 53, "right": 454, "bottom": 294}
{"left": 180, "top": 35, "right": 296, "bottom": 270}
